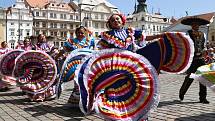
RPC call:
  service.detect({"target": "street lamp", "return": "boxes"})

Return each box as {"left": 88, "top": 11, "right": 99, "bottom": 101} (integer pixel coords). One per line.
{"left": 78, "top": 0, "right": 82, "bottom": 26}
{"left": 5, "top": 10, "right": 7, "bottom": 42}
{"left": 18, "top": 8, "right": 21, "bottom": 42}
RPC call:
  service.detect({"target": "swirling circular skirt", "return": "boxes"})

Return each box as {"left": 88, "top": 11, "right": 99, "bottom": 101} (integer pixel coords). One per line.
{"left": 75, "top": 49, "right": 159, "bottom": 120}
{"left": 136, "top": 32, "right": 194, "bottom": 74}
{"left": 0, "top": 49, "right": 24, "bottom": 76}
{"left": 13, "top": 50, "right": 57, "bottom": 94}
{"left": 60, "top": 48, "right": 93, "bottom": 82}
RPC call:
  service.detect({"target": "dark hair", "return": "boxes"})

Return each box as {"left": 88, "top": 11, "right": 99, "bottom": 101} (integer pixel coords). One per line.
{"left": 37, "top": 34, "right": 45, "bottom": 40}
{"left": 1, "top": 41, "right": 7, "bottom": 46}
{"left": 24, "top": 38, "right": 30, "bottom": 43}
{"left": 75, "top": 26, "right": 87, "bottom": 35}
{"left": 106, "top": 14, "right": 126, "bottom": 29}
{"left": 1, "top": 41, "right": 7, "bottom": 47}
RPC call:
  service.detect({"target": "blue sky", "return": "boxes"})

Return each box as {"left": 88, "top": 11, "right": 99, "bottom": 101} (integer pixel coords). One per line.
{"left": 109, "top": 0, "right": 215, "bottom": 18}
{"left": 0, "top": 0, "right": 215, "bottom": 18}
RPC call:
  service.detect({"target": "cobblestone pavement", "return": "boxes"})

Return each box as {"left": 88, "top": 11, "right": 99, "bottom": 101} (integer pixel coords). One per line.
{"left": 0, "top": 74, "right": 215, "bottom": 121}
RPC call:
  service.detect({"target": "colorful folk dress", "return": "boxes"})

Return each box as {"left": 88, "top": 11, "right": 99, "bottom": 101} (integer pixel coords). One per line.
{"left": 0, "top": 47, "right": 15, "bottom": 91}
{"left": 75, "top": 28, "right": 194, "bottom": 120}
{"left": 61, "top": 37, "right": 95, "bottom": 106}
{"left": 97, "top": 27, "right": 146, "bottom": 51}
{"left": 13, "top": 42, "right": 58, "bottom": 101}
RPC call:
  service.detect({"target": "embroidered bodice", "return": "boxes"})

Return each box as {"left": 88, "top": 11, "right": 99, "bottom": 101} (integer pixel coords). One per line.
{"left": 64, "top": 37, "right": 95, "bottom": 51}
{"left": 35, "top": 42, "right": 54, "bottom": 52}
{"left": 97, "top": 28, "right": 146, "bottom": 51}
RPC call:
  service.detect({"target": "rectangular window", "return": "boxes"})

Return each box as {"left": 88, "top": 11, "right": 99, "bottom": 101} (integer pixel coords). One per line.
{"left": 60, "top": 14, "right": 63, "bottom": 19}
{"left": 54, "top": 23, "right": 57, "bottom": 28}
{"left": 60, "top": 32, "right": 64, "bottom": 37}
{"left": 50, "top": 23, "right": 54, "bottom": 28}
{"left": 42, "top": 22, "right": 46, "bottom": 28}
{"left": 70, "top": 15, "right": 73, "bottom": 20}
{"left": 35, "top": 30, "right": 40, "bottom": 35}
{"left": 50, "top": 31, "right": 54, "bottom": 36}
{"left": 95, "top": 22, "right": 99, "bottom": 29}
{"left": 95, "top": 14, "right": 98, "bottom": 19}
{"left": 35, "top": 22, "right": 40, "bottom": 27}
{"left": 42, "top": 31, "right": 46, "bottom": 35}
{"left": 84, "top": 22, "right": 88, "bottom": 27}
{"left": 60, "top": 24, "right": 63, "bottom": 28}
{"left": 9, "top": 29, "right": 15, "bottom": 36}
{"left": 61, "top": 42, "right": 64, "bottom": 47}
{"left": 64, "top": 24, "right": 67, "bottom": 29}
{"left": 89, "top": 22, "right": 91, "bottom": 27}
{"left": 54, "top": 32, "right": 58, "bottom": 36}
{"left": 50, "top": 13, "right": 53, "bottom": 18}
{"left": 42, "top": 12, "right": 46, "bottom": 17}
{"left": 55, "top": 42, "right": 59, "bottom": 47}
{"left": 70, "top": 24, "right": 73, "bottom": 29}
{"left": 142, "top": 25, "right": 145, "bottom": 30}
{"left": 64, "top": 14, "right": 66, "bottom": 19}
{"left": 101, "top": 14, "right": 104, "bottom": 19}
{"left": 101, "top": 23, "right": 105, "bottom": 28}
{"left": 11, "top": 43, "right": 15, "bottom": 49}
{"left": 36, "top": 12, "right": 39, "bottom": 16}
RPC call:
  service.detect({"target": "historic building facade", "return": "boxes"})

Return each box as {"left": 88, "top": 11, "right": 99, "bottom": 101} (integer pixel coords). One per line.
{"left": 125, "top": 0, "right": 172, "bottom": 35}
{"left": 25, "top": 0, "right": 119, "bottom": 47}
{"left": 0, "top": 0, "right": 123, "bottom": 48}
{"left": 24, "top": 0, "right": 80, "bottom": 47}
{"left": 0, "top": 8, "right": 6, "bottom": 44}
{"left": 5, "top": 0, "right": 33, "bottom": 48}
{"left": 3, "top": 0, "right": 120, "bottom": 48}
{"left": 78, "top": 0, "right": 120, "bottom": 37}
{"left": 208, "top": 13, "right": 215, "bottom": 47}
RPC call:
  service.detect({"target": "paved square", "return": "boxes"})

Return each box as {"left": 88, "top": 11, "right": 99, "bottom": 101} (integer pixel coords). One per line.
{"left": 0, "top": 74, "right": 214, "bottom": 121}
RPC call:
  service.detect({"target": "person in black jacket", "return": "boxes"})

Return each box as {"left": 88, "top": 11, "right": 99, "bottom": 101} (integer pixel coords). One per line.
{"left": 179, "top": 17, "right": 210, "bottom": 104}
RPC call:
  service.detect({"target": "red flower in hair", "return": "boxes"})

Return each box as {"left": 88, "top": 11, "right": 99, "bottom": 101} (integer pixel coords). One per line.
{"left": 117, "top": 14, "right": 126, "bottom": 25}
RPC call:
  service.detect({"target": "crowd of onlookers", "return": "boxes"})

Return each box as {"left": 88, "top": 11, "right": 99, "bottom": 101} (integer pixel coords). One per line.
{"left": 203, "top": 43, "right": 215, "bottom": 64}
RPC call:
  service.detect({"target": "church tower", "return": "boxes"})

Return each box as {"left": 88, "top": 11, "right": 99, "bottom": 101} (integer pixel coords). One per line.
{"left": 135, "top": 0, "right": 147, "bottom": 13}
